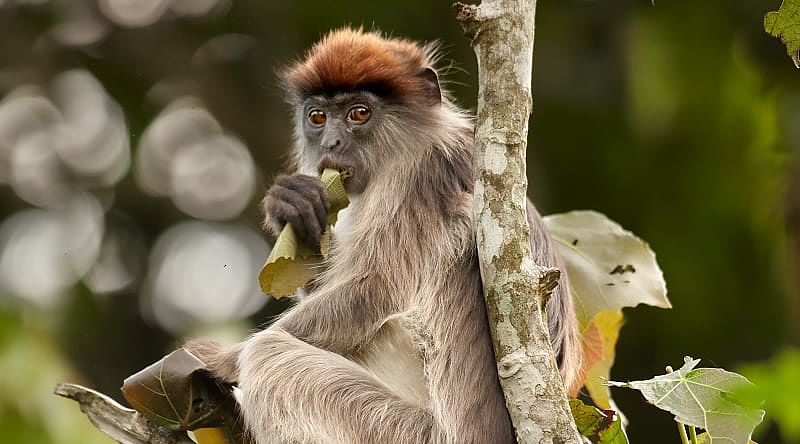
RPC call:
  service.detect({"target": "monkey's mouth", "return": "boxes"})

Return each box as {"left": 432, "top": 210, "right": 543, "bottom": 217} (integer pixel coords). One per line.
{"left": 339, "top": 167, "right": 354, "bottom": 181}
{"left": 318, "top": 155, "right": 369, "bottom": 194}
{"left": 317, "top": 157, "right": 356, "bottom": 182}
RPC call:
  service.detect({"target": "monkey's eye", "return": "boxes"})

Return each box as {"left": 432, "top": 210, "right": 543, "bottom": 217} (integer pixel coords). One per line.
{"left": 307, "top": 109, "right": 326, "bottom": 126}
{"left": 347, "top": 105, "right": 371, "bottom": 124}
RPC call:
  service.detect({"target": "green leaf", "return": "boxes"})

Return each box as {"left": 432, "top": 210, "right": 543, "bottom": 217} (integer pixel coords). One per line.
{"left": 764, "top": 0, "right": 800, "bottom": 68}
{"left": 569, "top": 399, "right": 629, "bottom": 444}
{"left": 609, "top": 357, "right": 765, "bottom": 444}
{"left": 319, "top": 167, "right": 350, "bottom": 226}
{"left": 258, "top": 168, "right": 349, "bottom": 298}
{"left": 543, "top": 210, "right": 671, "bottom": 327}
{"left": 695, "top": 432, "right": 757, "bottom": 444}
{"left": 121, "top": 349, "right": 238, "bottom": 434}
{"left": 738, "top": 348, "right": 800, "bottom": 442}
{"left": 318, "top": 167, "right": 351, "bottom": 258}
{"left": 257, "top": 224, "right": 321, "bottom": 298}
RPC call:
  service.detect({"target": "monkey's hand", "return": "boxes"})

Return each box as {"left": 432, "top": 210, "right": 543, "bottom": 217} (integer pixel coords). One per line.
{"left": 183, "top": 338, "right": 241, "bottom": 385}
{"left": 262, "top": 174, "right": 331, "bottom": 248}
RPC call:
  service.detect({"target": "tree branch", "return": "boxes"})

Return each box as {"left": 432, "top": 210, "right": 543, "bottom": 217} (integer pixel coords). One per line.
{"left": 54, "top": 383, "right": 193, "bottom": 444}
{"left": 454, "top": 1, "right": 582, "bottom": 442}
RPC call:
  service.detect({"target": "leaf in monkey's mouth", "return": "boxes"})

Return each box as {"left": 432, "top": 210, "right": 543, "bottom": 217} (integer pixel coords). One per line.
{"left": 317, "top": 156, "right": 355, "bottom": 182}
{"left": 339, "top": 167, "right": 354, "bottom": 181}
{"left": 258, "top": 168, "right": 350, "bottom": 298}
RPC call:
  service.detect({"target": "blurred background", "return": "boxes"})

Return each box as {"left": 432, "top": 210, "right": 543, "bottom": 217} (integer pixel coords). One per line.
{"left": 0, "top": 0, "right": 797, "bottom": 443}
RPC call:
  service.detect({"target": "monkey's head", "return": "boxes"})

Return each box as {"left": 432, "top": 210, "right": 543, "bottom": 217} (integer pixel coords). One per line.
{"left": 282, "top": 28, "right": 448, "bottom": 194}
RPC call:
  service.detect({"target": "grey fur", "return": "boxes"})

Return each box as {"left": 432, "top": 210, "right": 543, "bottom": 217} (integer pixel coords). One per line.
{"left": 187, "top": 79, "right": 581, "bottom": 444}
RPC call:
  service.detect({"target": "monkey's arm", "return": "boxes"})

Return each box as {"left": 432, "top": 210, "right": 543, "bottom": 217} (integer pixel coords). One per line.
{"left": 184, "top": 275, "right": 398, "bottom": 386}
{"left": 272, "top": 277, "right": 400, "bottom": 356}
{"left": 182, "top": 339, "right": 244, "bottom": 385}
{"left": 263, "top": 174, "right": 401, "bottom": 354}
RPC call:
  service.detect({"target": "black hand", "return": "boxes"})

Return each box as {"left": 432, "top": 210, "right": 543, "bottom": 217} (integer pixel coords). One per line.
{"left": 263, "top": 174, "right": 331, "bottom": 248}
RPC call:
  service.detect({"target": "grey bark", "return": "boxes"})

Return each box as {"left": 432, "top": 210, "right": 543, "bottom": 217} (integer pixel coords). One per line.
{"left": 454, "top": 1, "right": 583, "bottom": 443}
{"left": 54, "top": 383, "right": 193, "bottom": 444}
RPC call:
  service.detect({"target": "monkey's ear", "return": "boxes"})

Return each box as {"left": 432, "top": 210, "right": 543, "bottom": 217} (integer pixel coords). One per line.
{"left": 418, "top": 67, "right": 442, "bottom": 105}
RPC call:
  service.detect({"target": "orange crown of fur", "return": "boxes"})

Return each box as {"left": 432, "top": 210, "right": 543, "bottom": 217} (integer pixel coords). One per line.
{"left": 282, "top": 28, "right": 438, "bottom": 105}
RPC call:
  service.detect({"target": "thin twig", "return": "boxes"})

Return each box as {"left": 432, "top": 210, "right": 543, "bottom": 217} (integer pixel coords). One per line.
{"left": 689, "top": 425, "right": 699, "bottom": 444}
{"left": 677, "top": 421, "right": 690, "bottom": 444}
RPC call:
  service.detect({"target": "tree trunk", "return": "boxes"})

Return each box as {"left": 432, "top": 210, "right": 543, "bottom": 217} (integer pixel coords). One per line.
{"left": 454, "top": 1, "right": 582, "bottom": 443}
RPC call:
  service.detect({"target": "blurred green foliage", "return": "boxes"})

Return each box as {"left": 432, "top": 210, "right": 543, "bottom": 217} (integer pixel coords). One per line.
{"left": 740, "top": 348, "right": 800, "bottom": 443}
{"left": 0, "top": 307, "right": 110, "bottom": 444}
{"left": 0, "top": 1, "right": 798, "bottom": 443}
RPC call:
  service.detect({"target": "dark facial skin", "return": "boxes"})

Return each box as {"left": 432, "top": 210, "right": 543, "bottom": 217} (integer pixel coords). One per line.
{"left": 263, "top": 92, "right": 378, "bottom": 248}
{"left": 302, "top": 91, "right": 380, "bottom": 194}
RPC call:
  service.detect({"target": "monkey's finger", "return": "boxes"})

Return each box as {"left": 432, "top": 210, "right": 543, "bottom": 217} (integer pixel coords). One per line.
{"left": 263, "top": 196, "right": 290, "bottom": 227}
{"left": 297, "top": 181, "right": 330, "bottom": 233}
{"left": 276, "top": 187, "right": 323, "bottom": 247}
{"left": 294, "top": 198, "right": 324, "bottom": 247}
{"left": 282, "top": 175, "right": 330, "bottom": 209}
{"left": 296, "top": 212, "right": 322, "bottom": 248}
{"left": 275, "top": 175, "right": 330, "bottom": 230}
{"left": 305, "top": 217, "right": 322, "bottom": 248}
{"left": 275, "top": 174, "right": 318, "bottom": 192}
{"left": 302, "top": 176, "right": 331, "bottom": 230}
{"left": 183, "top": 338, "right": 223, "bottom": 363}
{"left": 270, "top": 198, "right": 310, "bottom": 243}
{"left": 261, "top": 198, "right": 288, "bottom": 238}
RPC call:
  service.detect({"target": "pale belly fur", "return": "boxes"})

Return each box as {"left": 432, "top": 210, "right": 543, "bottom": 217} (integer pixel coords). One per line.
{"left": 353, "top": 316, "right": 430, "bottom": 407}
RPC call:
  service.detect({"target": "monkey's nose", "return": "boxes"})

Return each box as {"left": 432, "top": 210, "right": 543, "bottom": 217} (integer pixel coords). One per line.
{"left": 321, "top": 138, "right": 342, "bottom": 151}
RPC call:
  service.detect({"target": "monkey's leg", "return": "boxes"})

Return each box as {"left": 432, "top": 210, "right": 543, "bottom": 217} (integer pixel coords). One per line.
{"left": 238, "top": 328, "right": 442, "bottom": 444}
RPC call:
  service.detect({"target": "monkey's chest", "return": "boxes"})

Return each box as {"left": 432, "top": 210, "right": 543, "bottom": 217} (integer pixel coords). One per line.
{"left": 352, "top": 316, "right": 430, "bottom": 407}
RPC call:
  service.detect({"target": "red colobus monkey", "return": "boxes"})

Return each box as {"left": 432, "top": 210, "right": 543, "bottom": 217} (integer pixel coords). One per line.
{"left": 187, "top": 28, "right": 581, "bottom": 444}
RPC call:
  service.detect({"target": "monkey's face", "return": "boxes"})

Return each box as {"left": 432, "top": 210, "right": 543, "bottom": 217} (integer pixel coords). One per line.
{"left": 300, "top": 91, "right": 399, "bottom": 194}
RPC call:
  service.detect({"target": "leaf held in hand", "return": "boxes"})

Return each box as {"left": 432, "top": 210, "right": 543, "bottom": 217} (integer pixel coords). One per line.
{"left": 764, "top": 0, "right": 800, "bottom": 68}
{"left": 257, "top": 225, "right": 319, "bottom": 298}
{"left": 319, "top": 168, "right": 350, "bottom": 225}
{"left": 569, "top": 399, "right": 629, "bottom": 444}
{"left": 120, "top": 348, "right": 235, "bottom": 432}
{"left": 318, "top": 167, "right": 350, "bottom": 257}
{"left": 609, "top": 357, "right": 765, "bottom": 444}
{"left": 258, "top": 168, "right": 349, "bottom": 298}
